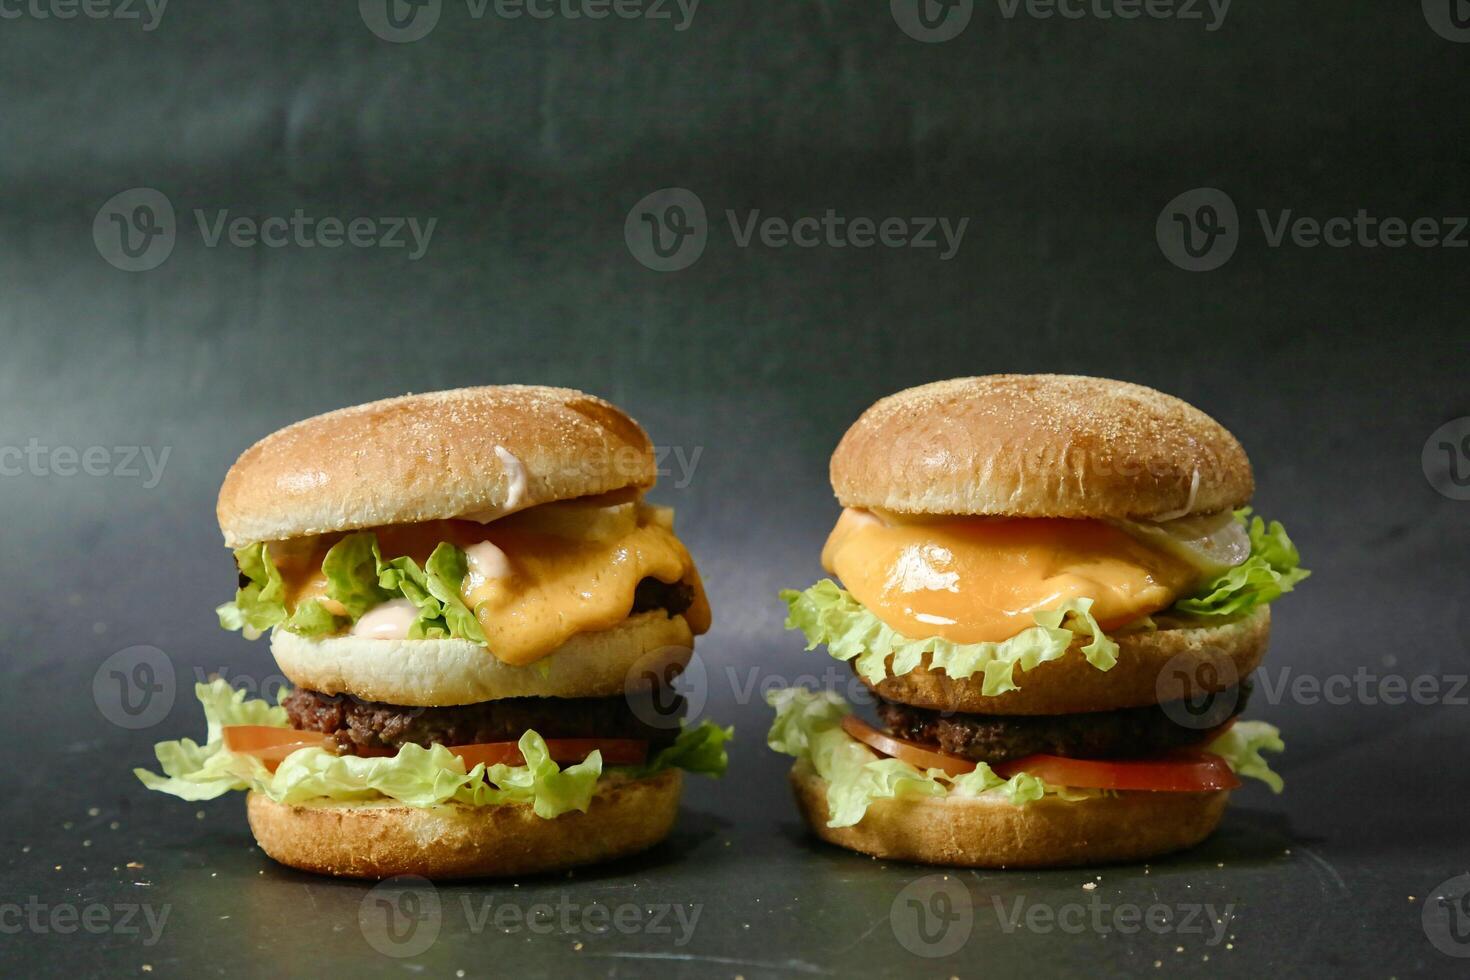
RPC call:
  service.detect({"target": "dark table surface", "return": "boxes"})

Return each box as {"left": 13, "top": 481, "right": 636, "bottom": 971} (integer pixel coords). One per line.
{"left": 2, "top": 2, "right": 1468, "bottom": 977}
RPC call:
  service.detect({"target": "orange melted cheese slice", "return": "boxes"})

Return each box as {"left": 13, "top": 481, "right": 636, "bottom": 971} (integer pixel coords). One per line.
{"left": 276, "top": 506, "right": 710, "bottom": 666}
{"left": 820, "top": 509, "right": 1197, "bottom": 644}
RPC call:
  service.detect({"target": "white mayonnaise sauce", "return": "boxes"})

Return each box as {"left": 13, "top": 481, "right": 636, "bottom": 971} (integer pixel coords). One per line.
{"left": 349, "top": 598, "right": 420, "bottom": 640}
{"left": 464, "top": 540, "right": 512, "bottom": 592}
{"left": 495, "top": 445, "right": 527, "bottom": 511}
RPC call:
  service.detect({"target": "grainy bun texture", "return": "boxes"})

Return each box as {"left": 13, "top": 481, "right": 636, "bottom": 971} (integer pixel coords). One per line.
{"left": 831, "top": 375, "right": 1253, "bottom": 520}
{"left": 789, "top": 762, "right": 1226, "bottom": 867}
{"left": 270, "top": 611, "right": 696, "bottom": 706}
{"left": 218, "top": 385, "right": 656, "bottom": 547}
{"left": 863, "top": 606, "right": 1269, "bottom": 715}
{"left": 246, "top": 770, "right": 682, "bottom": 879}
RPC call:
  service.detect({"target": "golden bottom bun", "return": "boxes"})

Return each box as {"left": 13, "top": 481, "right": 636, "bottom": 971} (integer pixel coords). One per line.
{"left": 246, "top": 770, "right": 682, "bottom": 879}
{"left": 863, "top": 606, "right": 1269, "bottom": 715}
{"left": 790, "top": 762, "right": 1226, "bottom": 868}
{"left": 270, "top": 611, "right": 695, "bottom": 705}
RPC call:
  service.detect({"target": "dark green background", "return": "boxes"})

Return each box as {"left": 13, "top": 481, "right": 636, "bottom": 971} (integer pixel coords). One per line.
{"left": 1, "top": 2, "right": 1468, "bottom": 977}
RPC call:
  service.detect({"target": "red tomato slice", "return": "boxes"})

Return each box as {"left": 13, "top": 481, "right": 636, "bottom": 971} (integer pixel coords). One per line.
{"left": 995, "top": 752, "right": 1242, "bottom": 792}
{"left": 222, "top": 726, "right": 648, "bottom": 772}
{"left": 222, "top": 726, "right": 329, "bottom": 772}
{"left": 222, "top": 726, "right": 327, "bottom": 753}
{"left": 452, "top": 738, "right": 649, "bottom": 770}
{"left": 841, "top": 715, "right": 976, "bottom": 777}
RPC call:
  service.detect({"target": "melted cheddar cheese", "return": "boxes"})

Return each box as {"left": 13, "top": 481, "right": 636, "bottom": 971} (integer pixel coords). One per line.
{"left": 820, "top": 508, "right": 1196, "bottom": 644}
{"left": 274, "top": 504, "right": 710, "bottom": 666}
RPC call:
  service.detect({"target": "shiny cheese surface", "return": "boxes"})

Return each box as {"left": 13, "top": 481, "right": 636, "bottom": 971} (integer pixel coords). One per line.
{"left": 275, "top": 503, "right": 710, "bottom": 666}
{"left": 820, "top": 508, "right": 1197, "bottom": 644}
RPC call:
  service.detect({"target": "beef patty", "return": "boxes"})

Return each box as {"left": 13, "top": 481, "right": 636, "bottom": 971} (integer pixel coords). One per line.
{"left": 283, "top": 690, "right": 684, "bottom": 755}
{"left": 630, "top": 577, "right": 696, "bottom": 618}
{"left": 874, "top": 679, "right": 1251, "bottom": 764}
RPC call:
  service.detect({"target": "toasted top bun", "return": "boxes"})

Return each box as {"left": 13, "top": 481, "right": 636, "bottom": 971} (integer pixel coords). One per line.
{"left": 218, "top": 385, "right": 656, "bottom": 547}
{"left": 830, "top": 375, "right": 1253, "bottom": 520}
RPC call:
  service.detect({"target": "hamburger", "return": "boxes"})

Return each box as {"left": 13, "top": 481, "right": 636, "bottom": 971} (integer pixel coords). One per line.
{"left": 767, "top": 375, "right": 1305, "bottom": 867}
{"left": 137, "top": 385, "right": 729, "bottom": 879}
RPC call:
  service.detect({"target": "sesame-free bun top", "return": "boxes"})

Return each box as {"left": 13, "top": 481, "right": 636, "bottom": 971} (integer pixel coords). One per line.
{"left": 218, "top": 386, "right": 656, "bottom": 547}
{"left": 830, "top": 375, "right": 1253, "bottom": 521}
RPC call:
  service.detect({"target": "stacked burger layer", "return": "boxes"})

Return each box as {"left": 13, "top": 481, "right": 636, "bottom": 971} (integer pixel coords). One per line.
{"left": 768, "top": 375, "right": 1305, "bottom": 867}
{"left": 138, "top": 386, "right": 729, "bottom": 879}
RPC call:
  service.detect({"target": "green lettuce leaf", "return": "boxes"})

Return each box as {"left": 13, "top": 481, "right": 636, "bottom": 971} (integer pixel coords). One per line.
{"left": 1172, "top": 510, "right": 1309, "bottom": 618}
{"left": 282, "top": 599, "right": 348, "bottom": 637}
{"left": 780, "top": 579, "right": 1118, "bottom": 694}
{"left": 137, "top": 680, "right": 723, "bottom": 815}
{"left": 216, "top": 543, "right": 289, "bottom": 640}
{"left": 640, "top": 721, "right": 733, "bottom": 778}
{"left": 765, "top": 687, "right": 1284, "bottom": 828}
{"left": 422, "top": 542, "right": 487, "bottom": 644}
{"left": 1206, "top": 719, "right": 1286, "bottom": 793}
{"left": 217, "top": 534, "right": 487, "bottom": 644}
{"left": 321, "top": 532, "right": 392, "bottom": 618}
{"left": 764, "top": 688, "right": 1097, "bottom": 827}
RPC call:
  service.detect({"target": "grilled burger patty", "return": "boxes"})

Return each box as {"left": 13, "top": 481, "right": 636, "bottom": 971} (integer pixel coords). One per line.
{"left": 874, "top": 679, "right": 1251, "bottom": 764}
{"left": 631, "top": 577, "right": 695, "bottom": 618}
{"left": 283, "top": 690, "right": 684, "bottom": 755}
